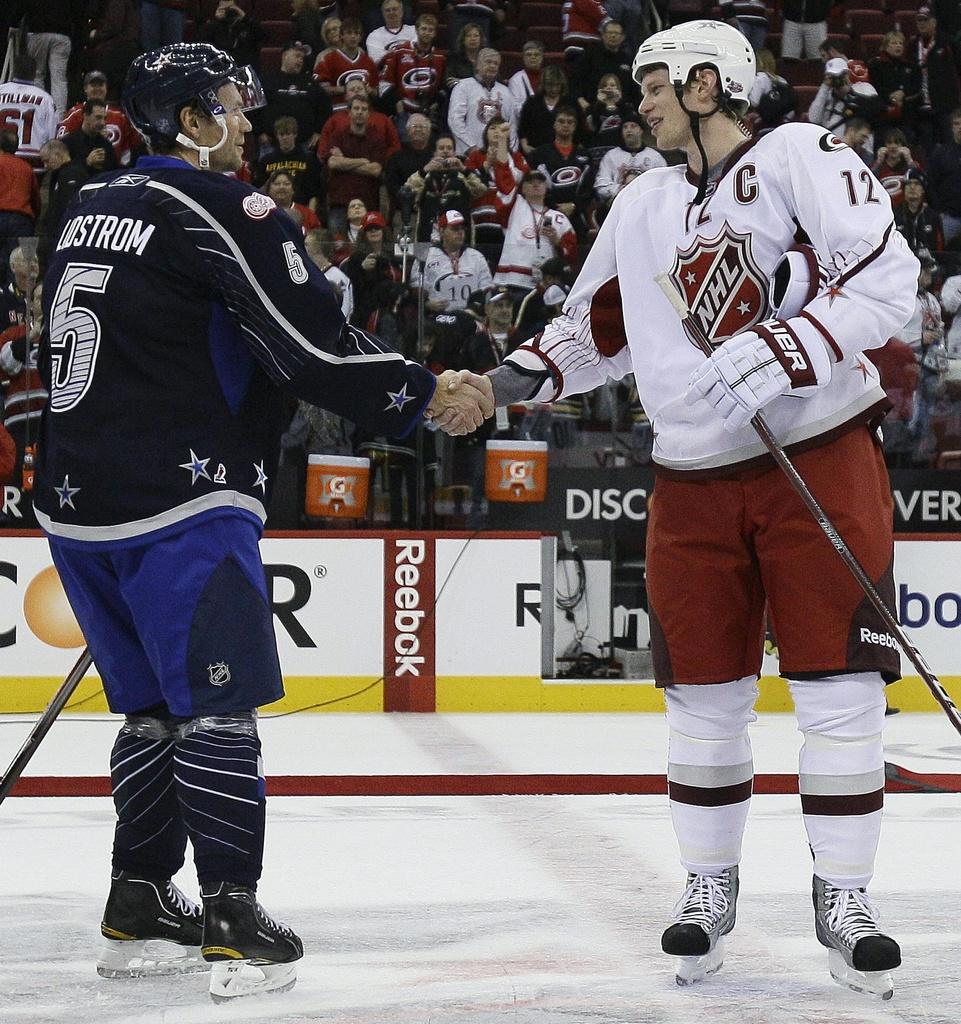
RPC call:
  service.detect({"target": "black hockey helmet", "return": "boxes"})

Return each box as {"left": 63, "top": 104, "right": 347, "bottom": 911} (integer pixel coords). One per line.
{"left": 122, "top": 43, "right": 264, "bottom": 148}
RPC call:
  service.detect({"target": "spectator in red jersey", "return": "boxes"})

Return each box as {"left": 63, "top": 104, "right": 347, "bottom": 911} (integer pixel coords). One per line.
{"left": 380, "top": 13, "right": 446, "bottom": 127}
{"left": 318, "top": 94, "right": 398, "bottom": 234}
{"left": 0, "top": 132, "right": 40, "bottom": 279}
{"left": 312, "top": 16, "right": 378, "bottom": 112}
{"left": 0, "top": 280, "right": 47, "bottom": 524}
{"left": 871, "top": 127, "right": 918, "bottom": 208}
{"left": 463, "top": 117, "right": 528, "bottom": 257}
{"left": 57, "top": 69, "right": 139, "bottom": 166}
{"left": 316, "top": 78, "right": 401, "bottom": 153}
{"left": 0, "top": 421, "right": 13, "bottom": 486}
{"left": 561, "top": 0, "right": 611, "bottom": 59}
{"left": 265, "top": 170, "right": 323, "bottom": 233}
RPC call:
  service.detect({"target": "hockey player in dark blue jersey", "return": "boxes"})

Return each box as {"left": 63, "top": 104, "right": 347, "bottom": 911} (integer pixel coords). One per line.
{"left": 34, "top": 43, "right": 494, "bottom": 1003}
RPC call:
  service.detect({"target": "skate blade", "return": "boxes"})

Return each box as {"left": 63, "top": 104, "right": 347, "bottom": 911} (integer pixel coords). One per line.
{"left": 827, "top": 949, "right": 894, "bottom": 1000}
{"left": 97, "top": 939, "right": 208, "bottom": 978}
{"left": 675, "top": 937, "right": 725, "bottom": 986}
{"left": 208, "top": 959, "right": 298, "bottom": 1002}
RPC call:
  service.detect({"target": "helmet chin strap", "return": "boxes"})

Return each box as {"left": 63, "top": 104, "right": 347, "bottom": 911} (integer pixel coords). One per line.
{"left": 674, "top": 83, "right": 722, "bottom": 206}
{"left": 175, "top": 115, "right": 229, "bottom": 169}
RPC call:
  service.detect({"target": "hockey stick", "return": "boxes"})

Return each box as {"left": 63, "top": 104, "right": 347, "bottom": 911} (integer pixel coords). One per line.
{"left": 0, "top": 647, "right": 93, "bottom": 807}
{"left": 654, "top": 272, "right": 961, "bottom": 737}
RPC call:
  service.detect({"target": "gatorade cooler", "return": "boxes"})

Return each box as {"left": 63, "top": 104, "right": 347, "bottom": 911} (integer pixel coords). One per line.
{"left": 484, "top": 440, "right": 548, "bottom": 503}
{"left": 305, "top": 454, "right": 371, "bottom": 518}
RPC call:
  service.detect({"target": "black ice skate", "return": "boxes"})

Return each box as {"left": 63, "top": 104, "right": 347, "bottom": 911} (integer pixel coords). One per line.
{"left": 201, "top": 883, "right": 303, "bottom": 1002}
{"left": 661, "top": 866, "right": 738, "bottom": 985}
{"left": 98, "top": 872, "right": 206, "bottom": 978}
{"left": 813, "top": 875, "right": 901, "bottom": 1000}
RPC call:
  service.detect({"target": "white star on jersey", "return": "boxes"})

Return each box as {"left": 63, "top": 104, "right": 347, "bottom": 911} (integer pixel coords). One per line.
{"left": 253, "top": 461, "right": 269, "bottom": 493}
{"left": 385, "top": 384, "right": 416, "bottom": 412}
{"left": 55, "top": 475, "right": 80, "bottom": 510}
{"left": 179, "top": 449, "right": 211, "bottom": 485}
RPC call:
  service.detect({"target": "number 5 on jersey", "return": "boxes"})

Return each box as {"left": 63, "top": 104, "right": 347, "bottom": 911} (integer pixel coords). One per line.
{"left": 48, "top": 263, "right": 114, "bottom": 413}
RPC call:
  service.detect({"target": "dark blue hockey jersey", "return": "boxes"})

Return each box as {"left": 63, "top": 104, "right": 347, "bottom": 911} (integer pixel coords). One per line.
{"left": 34, "top": 156, "right": 436, "bottom": 543}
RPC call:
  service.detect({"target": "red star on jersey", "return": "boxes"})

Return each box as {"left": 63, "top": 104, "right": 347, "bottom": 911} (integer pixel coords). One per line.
{"left": 827, "top": 284, "right": 846, "bottom": 306}
{"left": 854, "top": 357, "right": 870, "bottom": 381}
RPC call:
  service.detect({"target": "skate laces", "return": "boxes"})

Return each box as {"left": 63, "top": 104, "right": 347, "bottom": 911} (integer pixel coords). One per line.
{"left": 824, "top": 885, "right": 881, "bottom": 948}
{"left": 672, "top": 872, "right": 732, "bottom": 928}
{"left": 166, "top": 882, "right": 202, "bottom": 919}
{"left": 256, "top": 902, "right": 294, "bottom": 938}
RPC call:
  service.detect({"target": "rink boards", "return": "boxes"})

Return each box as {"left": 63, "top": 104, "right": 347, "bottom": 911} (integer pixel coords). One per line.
{"left": 1, "top": 530, "right": 960, "bottom": 713}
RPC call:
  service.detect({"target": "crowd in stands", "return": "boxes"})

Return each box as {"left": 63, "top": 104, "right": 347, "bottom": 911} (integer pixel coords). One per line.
{"left": 2, "top": 0, "right": 961, "bottom": 528}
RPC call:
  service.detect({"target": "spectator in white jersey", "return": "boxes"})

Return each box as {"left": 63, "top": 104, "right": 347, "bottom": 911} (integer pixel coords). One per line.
{"left": 412, "top": 210, "right": 493, "bottom": 312}
{"left": 447, "top": 48, "right": 518, "bottom": 155}
{"left": 594, "top": 115, "right": 667, "bottom": 213}
{"left": 507, "top": 40, "right": 544, "bottom": 109}
{"left": 366, "top": 0, "right": 417, "bottom": 67}
{"left": 0, "top": 54, "right": 59, "bottom": 172}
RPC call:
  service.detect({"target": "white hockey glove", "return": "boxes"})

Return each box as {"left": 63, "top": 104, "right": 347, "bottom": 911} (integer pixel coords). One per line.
{"left": 686, "top": 318, "right": 833, "bottom": 433}
{"left": 768, "top": 244, "right": 829, "bottom": 320}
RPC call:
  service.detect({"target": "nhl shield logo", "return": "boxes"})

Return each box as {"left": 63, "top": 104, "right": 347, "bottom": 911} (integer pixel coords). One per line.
{"left": 670, "top": 227, "right": 767, "bottom": 347}
{"left": 207, "top": 662, "right": 231, "bottom": 687}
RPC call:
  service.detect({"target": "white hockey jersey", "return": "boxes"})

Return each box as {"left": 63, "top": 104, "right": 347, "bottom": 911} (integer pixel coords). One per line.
{"left": 0, "top": 78, "right": 59, "bottom": 169}
{"left": 506, "top": 122, "right": 919, "bottom": 473}
{"left": 366, "top": 23, "right": 418, "bottom": 68}
{"left": 493, "top": 196, "right": 575, "bottom": 290}
{"left": 411, "top": 245, "right": 493, "bottom": 309}
{"left": 594, "top": 145, "right": 667, "bottom": 201}
{"left": 447, "top": 76, "right": 518, "bottom": 154}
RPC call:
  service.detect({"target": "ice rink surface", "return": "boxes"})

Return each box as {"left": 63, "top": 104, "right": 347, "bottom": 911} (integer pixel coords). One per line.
{"left": 2, "top": 711, "right": 960, "bottom": 1024}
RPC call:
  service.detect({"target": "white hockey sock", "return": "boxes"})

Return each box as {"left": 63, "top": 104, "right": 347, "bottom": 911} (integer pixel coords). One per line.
{"left": 665, "top": 677, "right": 758, "bottom": 874}
{"left": 790, "top": 674, "right": 887, "bottom": 888}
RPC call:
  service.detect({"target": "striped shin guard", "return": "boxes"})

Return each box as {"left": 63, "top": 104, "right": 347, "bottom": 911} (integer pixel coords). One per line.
{"left": 173, "top": 723, "right": 266, "bottom": 888}
{"left": 110, "top": 727, "right": 188, "bottom": 879}
{"left": 789, "top": 674, "right": 887, "bottom": 889}
{"left": 665, "top": 678, "right": 758, "bottom": 874}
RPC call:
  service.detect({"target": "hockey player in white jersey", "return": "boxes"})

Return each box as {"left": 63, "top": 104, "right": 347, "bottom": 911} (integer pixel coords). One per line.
{"left": 480, "top": 20, "right": 917, "bottom": 999}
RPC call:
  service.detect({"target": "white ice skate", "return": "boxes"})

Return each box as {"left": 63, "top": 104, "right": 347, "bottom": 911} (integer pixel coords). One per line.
{"left": 97, "top": 937, "right": 208, "bottom": 978}
{"left": 813, "top": 875, "right": 900, "bottom": 1000}
{"left": 661, "top": 866, "right": 738, "bottom": 985}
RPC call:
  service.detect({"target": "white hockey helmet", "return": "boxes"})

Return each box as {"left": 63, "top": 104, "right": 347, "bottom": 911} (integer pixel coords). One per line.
{"left": 632, "top": 20, "right": 755, "bottom": 112}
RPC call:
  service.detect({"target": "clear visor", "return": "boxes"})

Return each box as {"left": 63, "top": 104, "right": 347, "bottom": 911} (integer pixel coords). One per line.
{"left": 229, "top": 65, "right": 266, "bottom": 112}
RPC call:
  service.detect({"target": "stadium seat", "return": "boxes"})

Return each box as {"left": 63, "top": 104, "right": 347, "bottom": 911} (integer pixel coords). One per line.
{"left": 794, "top": 84, "right": 819, "bottom": 114}
{"left": 522, "top": 3, "right": 561, "bottom": 28}
{"left": 895, "top": 10, "right": 917, "bottom": 35}
{"left": 500, "top": 51, "right": 524, "bottom": 78}
{"left": 847, "top": 9, "right": 895, "bottom": 34}
{"left": 859, "top": 33, "right": 886, "bottom": 58}
{"left": 778, "top": 59, "right": 824, "bottom": 86}
{"left": 254, "top": 0, "right": 290, "bottom": 18}
{"left": 262, "top": 20, "right": 289, "bottom": 45}
{"left": 536, "top": 26, "right": 563, "bottom": 50}
{"left": 260, "top": 46, "right": 283, "bottom": 74}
